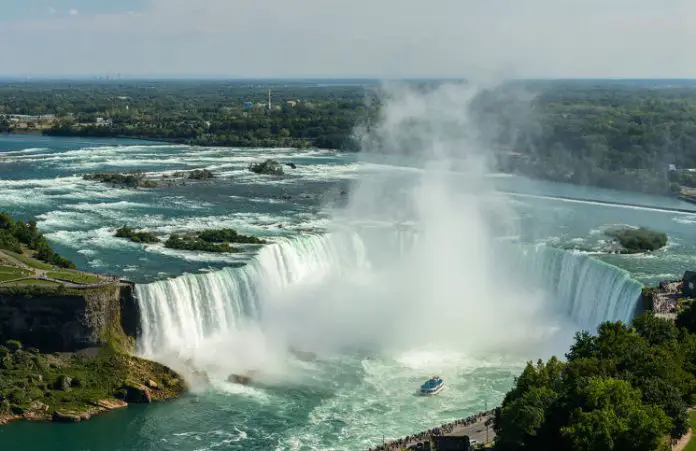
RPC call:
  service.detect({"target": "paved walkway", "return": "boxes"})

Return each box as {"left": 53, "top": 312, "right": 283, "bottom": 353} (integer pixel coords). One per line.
{"left": 371, "top": 412, "right": 494, "bottom": 450}
{"left": 672, "top": 407, "right": 696, "bottom": 451}
{"left": 447, "top": 414, "right": 493, "bottom": 445}
{"left": 673, "top": 429, "right": 692, "bottom": 451}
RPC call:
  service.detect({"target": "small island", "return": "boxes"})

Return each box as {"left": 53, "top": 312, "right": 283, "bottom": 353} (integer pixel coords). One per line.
{"left": 115, "top": 226, "right": 160, "bottom": 244}
{"left": 0, "top": 212, "right": 185, "bottom": 424}
{"left": 604, "top": 226, "right": 668, "bottom": 254}
{"left": 197, "top": 228, "right": 265, "bottom": 245}
{"left": 165, "top": 234, "right": 237, "bottom": 253}
{"left": 186, "top": 169, "right": 215, "bottom": 180}
{"left": 83, "top": 171, "right": 158, "bottom": 189}
{"left": 113, "top": 227, "right": 266, "bottom": 253}
{"left": 84, "top": 168, "right": 216, "bottom": 189}
{"left": 249, "top": 159, "right": 284, "bottom": 176}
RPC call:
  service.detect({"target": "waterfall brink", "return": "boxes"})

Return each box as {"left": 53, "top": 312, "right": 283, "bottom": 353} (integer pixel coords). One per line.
{"left": 135, "top": 231, "right": 643, "bottom": 358}
{"left": 134, "top": 233, "right": 368, "bottom": 356}
{"left": 511, "top": 245, "right": 643, "bottom": 329}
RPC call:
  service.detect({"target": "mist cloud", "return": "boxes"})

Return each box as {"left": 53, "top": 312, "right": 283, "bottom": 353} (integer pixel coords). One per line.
{"left": 256, "top": 82, "right": 572, "bottom": 360}
{"left": 1, "top": 0, "right": 695, "bottom": 77}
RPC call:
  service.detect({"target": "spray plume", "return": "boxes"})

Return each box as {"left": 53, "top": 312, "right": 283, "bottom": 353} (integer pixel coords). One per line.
{"left": 261, "top": 81, "right": 571, "bottom": 358}
{"left": 136, "top": 82, "right": 589, "bottom": 389}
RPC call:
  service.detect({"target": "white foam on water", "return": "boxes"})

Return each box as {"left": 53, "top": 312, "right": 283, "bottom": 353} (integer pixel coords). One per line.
{"left": 45, "top": 227, "right": 138, "bottom": 251}
{"left": 0, "top": 147, "right": 50, "bottom": 155}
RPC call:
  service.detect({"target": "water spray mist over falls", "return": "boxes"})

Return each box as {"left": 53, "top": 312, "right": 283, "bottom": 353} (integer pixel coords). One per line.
{"left": 135, "top": 83, "right": 643, "bottom": 379}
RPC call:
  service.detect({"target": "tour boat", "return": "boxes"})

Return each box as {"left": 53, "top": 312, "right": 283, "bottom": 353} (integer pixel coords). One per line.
{"left": 419, "top": 376, "right": 445, "bottom": 396}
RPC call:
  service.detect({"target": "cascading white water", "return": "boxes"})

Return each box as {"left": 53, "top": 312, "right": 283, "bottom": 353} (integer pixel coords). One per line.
{"left": 135, "top": 231, "right": 642, "bottom": 359}
{"left": 509, "top": 245, "right": 642, "bottom": 328}
{"left": 135, "top": 233, "right": 369, "bottom": 356}
{"left": 134, "top": 83, "right": 641, "bottom": 366}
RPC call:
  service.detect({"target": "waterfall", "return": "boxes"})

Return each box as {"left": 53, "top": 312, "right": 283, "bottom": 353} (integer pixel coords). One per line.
{"left": 135, "top": 233, "right": 369, "bottom": 356}
{"left": 135, "top": 232, "right": 642, "bottom": 357}
{"left": 509, "top": 245, "right": 642, "bottom": 329}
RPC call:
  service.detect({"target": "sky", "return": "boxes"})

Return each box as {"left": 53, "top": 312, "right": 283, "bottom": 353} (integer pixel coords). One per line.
{"left": 1, "top": 0, "right": 695, "bottom": 78}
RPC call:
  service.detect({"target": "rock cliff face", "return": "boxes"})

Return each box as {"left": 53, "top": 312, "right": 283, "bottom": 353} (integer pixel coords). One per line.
{"left": 0, "top": 282, "right": 185, "bottom": 425}
{"left": 0, "top": 283, "right": 139, "bottom": 352}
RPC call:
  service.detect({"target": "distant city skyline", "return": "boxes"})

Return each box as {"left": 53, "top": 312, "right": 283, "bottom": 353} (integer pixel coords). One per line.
{"left": 2, "top": 0, "right": 696, "bottom": 79}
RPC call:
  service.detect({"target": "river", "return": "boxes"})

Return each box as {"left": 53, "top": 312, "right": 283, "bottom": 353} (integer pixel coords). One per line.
{"left": 1, "top": 135, "right": 695, "bottom": 450}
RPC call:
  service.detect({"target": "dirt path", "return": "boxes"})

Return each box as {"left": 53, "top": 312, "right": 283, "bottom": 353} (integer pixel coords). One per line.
{"left": 673, "top": 408, "right": 696, "bottom": 451}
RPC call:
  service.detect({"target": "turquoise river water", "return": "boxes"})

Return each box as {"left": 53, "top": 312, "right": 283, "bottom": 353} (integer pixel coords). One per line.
{"left": 1, "top": 135, "right": 696, "bottom": 450}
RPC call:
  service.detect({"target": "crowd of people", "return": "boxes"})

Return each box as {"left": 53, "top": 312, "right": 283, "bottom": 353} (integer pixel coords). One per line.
{"left": 653, "top": 280, "right": 681, "bottom": 314}
{"left": 369, "top": 410, "right": 494, "bottom": 451}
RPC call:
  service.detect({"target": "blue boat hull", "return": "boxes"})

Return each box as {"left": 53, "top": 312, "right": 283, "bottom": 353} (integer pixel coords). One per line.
{"left": 419, "top": 380, "right": 445, "bottom": 396}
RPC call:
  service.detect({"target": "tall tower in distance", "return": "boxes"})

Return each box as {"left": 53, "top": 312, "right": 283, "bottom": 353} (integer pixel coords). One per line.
{"left": 268, "top": 89, "right": 272, "bottom": 110}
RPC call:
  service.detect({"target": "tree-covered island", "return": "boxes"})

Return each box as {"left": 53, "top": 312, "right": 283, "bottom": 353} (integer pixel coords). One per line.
{"left": 114, "top": 227, "right": 267, "bottom": 253}
{"left": 604, "top": 227, "right": 668, "bottom": 254}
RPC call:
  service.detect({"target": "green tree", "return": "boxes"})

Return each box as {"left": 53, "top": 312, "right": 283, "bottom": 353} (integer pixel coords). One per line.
{"left": 560, "top": 377, "right": 671, "bottom": 451}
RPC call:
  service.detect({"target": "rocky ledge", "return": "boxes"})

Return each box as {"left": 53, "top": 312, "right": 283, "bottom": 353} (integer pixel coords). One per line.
{"left": 0, "top": 282, "right": 186, "bottom": 425}
{"left": 0, "top": 342, "right": 185, "bottom": 425}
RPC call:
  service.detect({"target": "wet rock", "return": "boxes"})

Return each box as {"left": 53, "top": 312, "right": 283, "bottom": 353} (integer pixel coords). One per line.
{"left": 249, "top": 159, "right": 284, "bottom": 176}
{"left": 121, "top": 381, "right": 152, "bottom": 403}
{"left": 228, "top": 374, "right": 252, "bottom": 385}
{"left": 94, "top": 399, "right": 127, "bottom": 411}
{"left": 24, "top": 401, "right": 50, "bottom": 421}
{"left": 52, "top": 411, "right": 88, "bottom": 423}
{"left": 145, "top": 379, "right": 159, "bottom": 390}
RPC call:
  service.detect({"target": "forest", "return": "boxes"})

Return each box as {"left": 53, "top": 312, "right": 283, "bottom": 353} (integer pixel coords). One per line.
{"left": 493, "top": 308, "right": 696, "bottom": 451}
{"left": 0, "top": 80, "right": 379, "bottom": 150}
{"left": 4, "top": 80, "right": 696, "bottom": 195}
{"left": 481, "top": 81, "right": 696, "bottom": 195}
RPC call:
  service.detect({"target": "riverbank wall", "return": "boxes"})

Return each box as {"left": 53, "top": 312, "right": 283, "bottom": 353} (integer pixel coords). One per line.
{"left": 0, "top": 282, "right": 138, "bottom": 352}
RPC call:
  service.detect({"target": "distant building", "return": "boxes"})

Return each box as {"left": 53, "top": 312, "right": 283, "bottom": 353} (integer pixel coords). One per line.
{"left": 95, "top": 117, "right": 113, "bottom": 126}
{"left": 243, "top": 101, "right": 254, "bottom": 108}
{"left": 683, "top": 271, "right": 696, "bottom": 297}
{"left": 668, "top": 164, "right": 677, "bottom": 171}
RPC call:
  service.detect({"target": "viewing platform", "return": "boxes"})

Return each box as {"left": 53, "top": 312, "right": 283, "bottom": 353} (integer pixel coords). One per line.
{"left": 644, "top": 271, "right": 696, "bottom": 321}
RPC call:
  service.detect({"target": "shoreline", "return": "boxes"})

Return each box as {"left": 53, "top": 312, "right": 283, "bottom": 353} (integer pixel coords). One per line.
{"left": 0, "top": 399, "right": 128, "bottom": 426}
{"left": 0, "top": 348, "right": 187, "bottom": 427}
{"left": 0, "top": 385, "right": 185, "bottom": 426}
{"left": 2, "top": 130, "right": 172, "bottom": 145}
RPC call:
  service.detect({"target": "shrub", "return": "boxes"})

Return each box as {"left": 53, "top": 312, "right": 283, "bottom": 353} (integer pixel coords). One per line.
{"left": 5, "top": 340, "right": 22, "bottom": 352}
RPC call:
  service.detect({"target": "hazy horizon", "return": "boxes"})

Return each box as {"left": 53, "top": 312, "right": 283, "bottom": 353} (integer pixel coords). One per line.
{"left": 3, "top": 0, "right": 696, "bottom": 79}
{"left": 3, "top": 76, "right": 696, "bottom": 83}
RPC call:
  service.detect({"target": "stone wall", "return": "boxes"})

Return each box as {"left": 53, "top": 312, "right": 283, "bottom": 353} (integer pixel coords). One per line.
{"left": 0, "top": 284, "right": 137, "bottom": 352}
